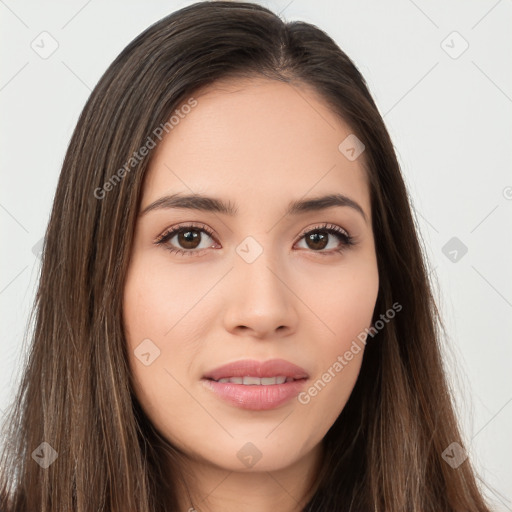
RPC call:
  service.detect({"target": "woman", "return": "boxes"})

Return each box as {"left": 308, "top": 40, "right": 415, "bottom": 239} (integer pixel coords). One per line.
{"left": 0, "top": 1, "right": 491, "bottom": 510}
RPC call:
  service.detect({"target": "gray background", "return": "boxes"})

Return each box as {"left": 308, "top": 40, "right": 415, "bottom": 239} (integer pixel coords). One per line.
{"left": 1, "top": 0, "right": 511, "bottom": 508}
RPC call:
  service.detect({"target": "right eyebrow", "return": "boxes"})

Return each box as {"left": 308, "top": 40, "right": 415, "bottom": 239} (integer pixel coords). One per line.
{"left": 140, "top": 193, "right": 238, "bottom": 216}
{"left": 140, "top": 192, "right": 367, "bottom": 223}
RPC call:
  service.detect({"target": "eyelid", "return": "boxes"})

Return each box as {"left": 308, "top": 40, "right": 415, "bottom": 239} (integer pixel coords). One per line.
{"left": 154, "top": 221, "right": 217, "bottom": 244}
{"left": 154, "top": 221, "right": 355, "bottom": 256}
{"left": 295, "top": 222, "right": 350, "bottom": 240}
{"left": 293, "top": 222, "right": 355, "bottom": 255}
{"left": 155, "top": 222, "right": 351, "bottom": 243}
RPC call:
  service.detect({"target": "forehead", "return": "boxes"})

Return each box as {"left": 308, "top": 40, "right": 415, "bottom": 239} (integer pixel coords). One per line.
{"left": 143, "top": 77, "right": 370, "bottom": 216}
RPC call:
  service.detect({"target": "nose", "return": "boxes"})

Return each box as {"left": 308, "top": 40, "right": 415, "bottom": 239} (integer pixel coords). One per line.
{"left": 222, "top": 248, "right": 299, "bottom": 339}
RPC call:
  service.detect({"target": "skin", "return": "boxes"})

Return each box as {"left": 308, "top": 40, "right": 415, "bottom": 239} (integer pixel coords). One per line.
{"left": 123, "top": 77, "right": 379, "bottom": 512}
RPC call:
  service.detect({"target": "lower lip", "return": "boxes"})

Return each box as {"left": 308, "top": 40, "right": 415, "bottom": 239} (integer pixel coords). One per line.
{"left": 202, "top": 378, "right": 307, "bottom": 410}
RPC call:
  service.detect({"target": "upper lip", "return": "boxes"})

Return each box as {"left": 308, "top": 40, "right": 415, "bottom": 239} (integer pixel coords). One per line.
{"left": 203, "top": 358, "right": 309, "bottom": 381}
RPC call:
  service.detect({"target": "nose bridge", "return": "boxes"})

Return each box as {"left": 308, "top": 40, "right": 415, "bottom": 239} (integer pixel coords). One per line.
{"left": 234, "top": 234, "right": 286, "bottom": 301}
{"left": 223, "top": 234, "right": 297, "bottom": 335}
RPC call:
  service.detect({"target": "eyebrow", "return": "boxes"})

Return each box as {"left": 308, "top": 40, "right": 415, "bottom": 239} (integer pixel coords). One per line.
{"left": 140, "top": 192, "right": 367, "bottom": 222}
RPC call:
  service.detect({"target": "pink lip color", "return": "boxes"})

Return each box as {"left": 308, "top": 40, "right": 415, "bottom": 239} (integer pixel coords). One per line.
{"left": 202, "top": 358, "right": 309, "bottom": 411}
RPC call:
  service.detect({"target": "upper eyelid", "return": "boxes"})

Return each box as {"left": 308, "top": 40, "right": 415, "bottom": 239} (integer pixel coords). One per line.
{"left": 155, "top": 222, "right": 352, "bottom": 246}
{"left": 297, "top": 223, "right": 349, "bottom": 238}
{"left": 156, "top": 222, "right": 216, "bottom": 242}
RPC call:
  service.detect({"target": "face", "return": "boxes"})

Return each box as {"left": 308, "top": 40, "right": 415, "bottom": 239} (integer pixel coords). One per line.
{"left": 123, "top": 78, "right": 379, "bottom": 474}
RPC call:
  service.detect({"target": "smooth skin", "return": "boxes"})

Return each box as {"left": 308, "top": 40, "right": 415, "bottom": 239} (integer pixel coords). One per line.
{"left": 123, "top": 77, "right": 379, "bottom": 512}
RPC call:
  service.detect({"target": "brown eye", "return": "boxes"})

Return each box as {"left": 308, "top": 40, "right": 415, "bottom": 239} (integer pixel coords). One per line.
{"left": 304, "top": 231, "right": 329, "bottom": 251}
{"left": 295, "top": 224, "right": 354, "bottom": 254}
{"left": 176, "top": 229, "right": 202, "bottom": 249}
{"left": 155, "top": 224, "right": 218, "bottom": 255}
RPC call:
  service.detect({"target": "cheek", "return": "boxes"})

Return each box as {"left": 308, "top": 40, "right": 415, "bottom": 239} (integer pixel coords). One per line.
{"left": 294, "top": 251, "right": 379, "bottom": 348}
{"left": 122, "top": 259, "right": 209, "bottom": 445}
{"left": 123, "top": 253, "right": 214, "bottom": 350}
{"left": 293, "top": 253, "right": 378, "bottom": 418}
{"left": 330, "top": 269, "right": 379, "bottom": 343}
{"left": 122, "top": 257, "right": 193, "bottom": 392}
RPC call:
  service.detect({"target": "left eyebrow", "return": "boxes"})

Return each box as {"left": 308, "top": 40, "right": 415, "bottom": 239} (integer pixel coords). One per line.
{"left": 287, "top": 193, "right": 367, "bottom": 223}
{"left": 140, "top": 192, "right": 367, "bottom": 223}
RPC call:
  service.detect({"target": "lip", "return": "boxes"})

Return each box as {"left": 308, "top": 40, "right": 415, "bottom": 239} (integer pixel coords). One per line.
{"left": 202, "top": 358, "right": 309, "bottom": 411}
{"left": 203, "top": 358, "right": 309, "bottom": 381}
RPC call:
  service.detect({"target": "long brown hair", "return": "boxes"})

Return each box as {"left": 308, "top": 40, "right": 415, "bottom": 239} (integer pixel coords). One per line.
{"left": 0, "top": 2, "right": 491, "bottom": 510}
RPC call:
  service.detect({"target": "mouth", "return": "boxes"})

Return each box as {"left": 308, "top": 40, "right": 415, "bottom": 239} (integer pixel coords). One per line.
{"left": 207, "top": 376, "right": 300, "bottom": 385}
{"left": 201, "top": 359, "right": 309, "bottom": 410}
{"left": 203, "top": 358, "right": 309, "bottom": 381}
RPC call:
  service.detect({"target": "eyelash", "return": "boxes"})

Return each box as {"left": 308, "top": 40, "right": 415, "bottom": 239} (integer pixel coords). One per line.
{"left": 154, "top": 222, "right": 355, "bottom": 257}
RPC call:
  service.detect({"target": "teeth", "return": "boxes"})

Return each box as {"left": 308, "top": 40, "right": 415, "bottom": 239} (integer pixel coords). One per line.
{"left": 216, "top": 376, "right": 290, "bottom": 385}
{"left": 243, "top": 376, "right": 261, "bottom": 385}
